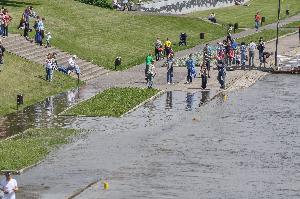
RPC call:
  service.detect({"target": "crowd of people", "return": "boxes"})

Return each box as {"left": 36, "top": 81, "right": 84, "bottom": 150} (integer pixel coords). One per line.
{"left": 145, "top": 31, "right": 272, "bottom": 90}
{"left": 0, "top": 5, "right": 79, "bottom": 80}
{"left": 44, "top": 53, "right": 81, "bottom": 82}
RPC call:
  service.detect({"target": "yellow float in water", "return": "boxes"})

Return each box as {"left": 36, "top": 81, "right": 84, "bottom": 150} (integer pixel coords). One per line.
{"left": 103, "top": 182, "right": 109, "bottom": 190}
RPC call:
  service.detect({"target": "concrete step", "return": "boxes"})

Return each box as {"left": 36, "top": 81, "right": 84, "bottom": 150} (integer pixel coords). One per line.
{"left": 14, "top": 45, "right": 41, "bottom": 55}
{"left": 7, "top": 42, "right": 37, "bottom": 53}
{"left": 4, "top": 34, "right": 108, "bottom": 82}
{"left": 5, "top": 39, "right": 32, "bottom": 50}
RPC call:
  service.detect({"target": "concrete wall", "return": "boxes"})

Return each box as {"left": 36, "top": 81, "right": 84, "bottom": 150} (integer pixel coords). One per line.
{"left": 140, "top": 0, "right": 250, "bottom": 14}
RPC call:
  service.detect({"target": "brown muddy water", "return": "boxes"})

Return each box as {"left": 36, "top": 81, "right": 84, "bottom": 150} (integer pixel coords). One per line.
{"left": 13, "top": 74, "right": 300, "bottom": 199}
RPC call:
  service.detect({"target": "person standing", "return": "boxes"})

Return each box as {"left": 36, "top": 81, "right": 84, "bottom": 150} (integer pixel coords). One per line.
{"left": 240, "top": 42, "right": 247, "bottom": 69}
{"left": 164, "top": 38, "right": 172, "bottom": 57}
{"left": 45, "top": 53, "right": 53, "bottom": 82}
{"left": 217, "top": 60, "right": 226, "bottom": 89}
{"left": 255, "top": 11, "right": 261, "bottom": 31}
{"left": 166, "top": 54, "right": 174, "bottom": 84}
{"left": 145, "top": 52, "right": 153, "bottom": 81}
{"left": 2, "top": 9, "right": 12, "bottom": 38}
{"left": 147, "top": 60, "right": 156, "bottom": 88}
{"left": 203, "top": 44, "right": 212, "bottom": 78}
{"left": 248, "top": 40, "right": 256, "bottom": 68}
{"left": 185, "top": 54, "right": 195, "bottom": 84}
{"left": 154, "top": 37, "right": 163, "bottom": 61}
{"left": 0, "top": 172, "right": 18, "bottom": 199}
{"left": 257, "top": 37, "right": 265, "bottom": 69}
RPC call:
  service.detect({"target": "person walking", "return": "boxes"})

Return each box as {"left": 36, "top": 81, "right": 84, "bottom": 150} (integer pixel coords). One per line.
{"left": 254, "top": 11, "right": 261, "bottom": 31}
{"left": 0, "top": 172, "right": 18, "bottom": 199}
{"left": 248, "top": 40, "right": 256, "bottom": 68}
{"left": 185, "top": 54, "right": 195, "bottom": 84}
{"left": 257, "top": 37, "right": 265, "bottom": 69}
{"left": 217, "top": 60, "right": 226, "bottom": 89}
{"left": 166, "top": 54, "right": 174, "bottom": 84}
{"left": 240, "top": 42, "right": 247, "bottom": 69}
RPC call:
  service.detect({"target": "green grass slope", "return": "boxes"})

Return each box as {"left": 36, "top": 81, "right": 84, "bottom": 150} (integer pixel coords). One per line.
{"left": 6, "top": 0, "right": 226, "bottom": 70}
{"left": 0, "top": 53, "right": 80, "bottom": 116}
{"left": 188, "top": 0, "right": 300, "bottom": 28}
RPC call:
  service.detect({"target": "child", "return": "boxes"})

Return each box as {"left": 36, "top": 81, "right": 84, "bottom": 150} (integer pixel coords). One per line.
{"left": 45, "top": 32, "right": 52, "bottom": 48}
{"left": 235, "top": 50, "right": 241, "bottom": 68}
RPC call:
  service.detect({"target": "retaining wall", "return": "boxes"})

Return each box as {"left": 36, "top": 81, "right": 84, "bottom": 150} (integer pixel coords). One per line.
{"left": 140, "top": 0, "right": 250, "bottom": 14}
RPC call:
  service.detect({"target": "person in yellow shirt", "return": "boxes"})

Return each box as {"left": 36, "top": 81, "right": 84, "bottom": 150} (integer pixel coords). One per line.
{"left": 164, "top": 38, "right": 172, "bottom": 56}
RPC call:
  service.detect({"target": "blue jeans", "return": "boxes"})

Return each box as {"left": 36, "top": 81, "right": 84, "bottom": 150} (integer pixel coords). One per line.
{"left": 46, "top": 68, "right": 53, "bottom": 81}
{"left": 0, "top": 24, "right": 3, "bottom": 36}
{"left": 217, "top": 71, "right": 226, "bottom": 88}
{"left": 249, "top": 51, "right": 255, "bottom": 67}
{"left": 241, "top": 53, "right": 246, "bottom": 66}
{"left": 167, "top": 68, "right": 173, "bottom": 83}
{"left": 259, "top": 51, "right": 264, "bottom": 66}
{"left": 255, "top": 21, "right": 260, "bottom": 30}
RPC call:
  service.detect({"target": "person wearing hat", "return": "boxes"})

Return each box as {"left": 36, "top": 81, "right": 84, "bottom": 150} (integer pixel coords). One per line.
{"left": 0, "top": 172, "right": 18, "bottom": 199}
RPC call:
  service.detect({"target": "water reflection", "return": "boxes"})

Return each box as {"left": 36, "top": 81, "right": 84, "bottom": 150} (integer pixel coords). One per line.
{"left": 185, "top": 92, "right": 194, "bottom": 111}
{"left": 165, "top": 91, "right": 173, "bottom": 110}
{"left": 199, "top": 91, "right": 210, "bottom": 106}
{"left": 0, "top": 88, "right": 81, "bottom": 138}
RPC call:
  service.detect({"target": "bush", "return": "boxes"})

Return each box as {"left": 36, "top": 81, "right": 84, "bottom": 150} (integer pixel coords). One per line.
{"left": 75, "top": 0, "right": 112, "bottom": 9}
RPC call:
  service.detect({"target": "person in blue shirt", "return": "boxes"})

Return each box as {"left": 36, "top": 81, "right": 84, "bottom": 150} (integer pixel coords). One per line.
{"left": 185, "top": 54, "right": 195, "bottom": 84}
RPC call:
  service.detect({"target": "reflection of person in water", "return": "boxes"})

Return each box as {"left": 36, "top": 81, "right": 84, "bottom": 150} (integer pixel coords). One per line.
{"left": 186, "top": 92, "right": 194, "bottom": 111}
{"left": 45, "top": 96, "right": 54, "bottom": 117}
{"left": 199, "top": 91, "right": 210, "bottom": 106}
{"left": 165, "top": 91, "right": 173, "bottom": 110}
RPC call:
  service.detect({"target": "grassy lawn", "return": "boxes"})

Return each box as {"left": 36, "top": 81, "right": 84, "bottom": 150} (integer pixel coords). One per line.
{"left": 64, "top": 87, "right": 159, "bottom": 117}
{"left": 5, "top": 0, "right": 226, "bottom": 70}
{"left": 236, "top": 22, "right": 299, "bottom": 44}
{"left": 0, "top": 128, "right": 78, "bottom": 171}
{"left": 0, "top": 53, "right": 80, "bottom": 116}
{"left": 188, "top": 0, "right": 300, "bottom": 28}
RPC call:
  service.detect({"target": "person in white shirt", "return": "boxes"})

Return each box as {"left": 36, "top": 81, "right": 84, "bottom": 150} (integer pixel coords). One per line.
{"left": 67, "top": 55, "right": 80, "bottom": 79}
{"left": 0, "top": 172, "right": 18, "bottom": 199}
{"left": 248, "top": 41, "right": 257, "bottom": 68}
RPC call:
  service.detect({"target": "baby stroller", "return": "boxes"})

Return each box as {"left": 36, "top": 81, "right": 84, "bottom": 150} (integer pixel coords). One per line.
{"left": 179, "top": 33, "right": 187, "bottom": 46}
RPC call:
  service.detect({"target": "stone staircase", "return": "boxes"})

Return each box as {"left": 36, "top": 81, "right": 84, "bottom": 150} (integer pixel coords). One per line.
{"left": 2, "top": 34, "right": 109, "bottom": 82}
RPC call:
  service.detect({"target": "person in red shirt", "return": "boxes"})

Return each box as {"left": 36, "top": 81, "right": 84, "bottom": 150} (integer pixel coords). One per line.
{"left": 255, "top": 11, "right": 261, "bottom": 31}
{"left": 2, "top": 9, "right": 12, "bottom": 37}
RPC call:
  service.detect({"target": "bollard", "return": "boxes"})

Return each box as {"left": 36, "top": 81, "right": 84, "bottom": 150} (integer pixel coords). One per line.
{"left": 17, "top": 94, "right": 24, "bottom": 110}
{"left": 114, "top": 57, "right": 121, "bottom": 70}
{"left": 261, "top": 16, "right": 265, "bottom": 26}
{"left": 234, "top": 23, "right": 239, "bottom": 33}
{"left": 200, "top": 32, "right": 205, "bottom": 39}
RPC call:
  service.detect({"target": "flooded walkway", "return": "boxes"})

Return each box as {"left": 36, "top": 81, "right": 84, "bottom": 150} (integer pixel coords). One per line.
{"left": 16, "top": 74, "right": 300, "bottom": 199}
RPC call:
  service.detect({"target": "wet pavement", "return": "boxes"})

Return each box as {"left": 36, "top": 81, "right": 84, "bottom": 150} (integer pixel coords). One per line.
{"left": 14, "top": 74, "right": 300, "bottom": 199}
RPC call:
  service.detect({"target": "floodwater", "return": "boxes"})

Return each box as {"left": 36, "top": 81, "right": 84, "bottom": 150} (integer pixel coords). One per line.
{"left": 15, "top": 74, "right": 300, "bottom": 199}
{"left": 72, "top": 74, "right": 300, "bottom": 199}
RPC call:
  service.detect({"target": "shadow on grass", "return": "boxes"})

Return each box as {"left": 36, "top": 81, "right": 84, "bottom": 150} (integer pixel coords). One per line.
{"left": 0, "top": 0, "right": 40, "bottom": 8}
